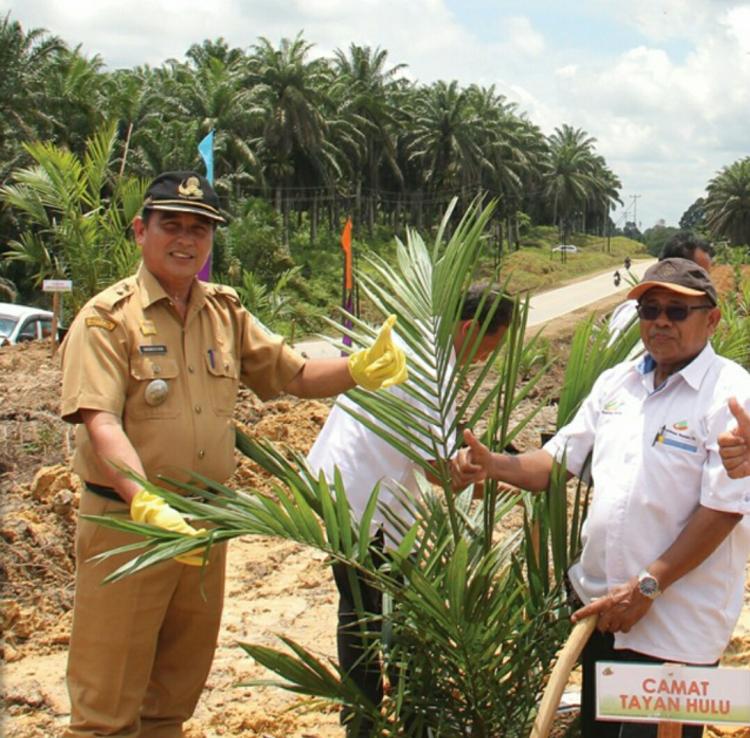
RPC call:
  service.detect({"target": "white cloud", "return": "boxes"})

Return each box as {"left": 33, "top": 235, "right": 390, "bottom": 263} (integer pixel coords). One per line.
{"left": 505, "top": 16, "right": 545, "bottom": 57}
{"left": 606, "top": 0, "right": 737, "bottom": 42}
{"left": 554, "top": 64, "right": 578, "bottom": 79}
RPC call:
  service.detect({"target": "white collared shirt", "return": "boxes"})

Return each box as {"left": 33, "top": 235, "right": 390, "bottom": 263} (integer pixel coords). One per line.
{"left": 545, "top": 343, "right": 750, "bottom": 663}
{"left": 307, "top": 342, "right": 456, "bottom": 546}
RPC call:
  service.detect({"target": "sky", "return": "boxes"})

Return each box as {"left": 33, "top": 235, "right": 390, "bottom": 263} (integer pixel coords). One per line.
{"left": 3, "top": 0, "right": 749, "bottom": 230}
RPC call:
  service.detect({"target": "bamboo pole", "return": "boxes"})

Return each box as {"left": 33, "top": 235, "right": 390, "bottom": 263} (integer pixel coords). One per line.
{"left": 530, "top": 616, "right": 686, "bottom": 737}
{"left": 530, "top": 614, "right": 597, "bottom": 738}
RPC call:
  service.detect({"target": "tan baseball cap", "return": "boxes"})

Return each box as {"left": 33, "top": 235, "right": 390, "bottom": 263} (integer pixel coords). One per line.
{"left": 627, "top": 258, "right": 717, "bottom": 305}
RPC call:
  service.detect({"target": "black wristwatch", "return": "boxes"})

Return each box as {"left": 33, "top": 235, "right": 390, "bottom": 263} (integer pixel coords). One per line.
{"left": 637, "top": 569, "right": 661, "bottom": 600}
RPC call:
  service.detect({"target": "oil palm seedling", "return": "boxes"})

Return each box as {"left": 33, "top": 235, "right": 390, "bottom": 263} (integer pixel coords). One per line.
{"left": 0, "top": 121, "right": 146, "bottom": 313}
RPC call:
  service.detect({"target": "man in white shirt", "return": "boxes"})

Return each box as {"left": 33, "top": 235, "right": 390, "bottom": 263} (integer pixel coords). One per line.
{"left": 608, "top": 231, "right": 714, "bottom": 342}
{"left": 453, "top": 259, "right": 750, "bottom": 738}
{"left": 307, "top": 288, "right": 514, "bottom": 738}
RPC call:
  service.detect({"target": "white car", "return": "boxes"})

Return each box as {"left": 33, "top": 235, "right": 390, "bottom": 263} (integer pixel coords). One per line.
{"left": 0, "top": 303, "right": 56, "bottom": 346}
{"left": 552, "top": 244, "right": 578, "bottom": 253}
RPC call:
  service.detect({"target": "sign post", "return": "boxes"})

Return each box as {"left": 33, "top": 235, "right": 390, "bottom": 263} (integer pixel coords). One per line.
{"left": 42, "top": 279, "right": 72, "bottom": 349}
{"left": 596, "top": 662, "right": 750, "bottom": 735}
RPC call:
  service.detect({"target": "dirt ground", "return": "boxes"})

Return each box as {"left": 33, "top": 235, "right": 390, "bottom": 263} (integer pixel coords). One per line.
{"left": 1, "top": 286, "right": 749, "bottom": 737}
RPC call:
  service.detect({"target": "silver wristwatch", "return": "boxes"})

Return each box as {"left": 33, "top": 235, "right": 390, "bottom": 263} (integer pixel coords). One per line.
{"left": 637, "top": 569, "right": 661, "bottom": 600}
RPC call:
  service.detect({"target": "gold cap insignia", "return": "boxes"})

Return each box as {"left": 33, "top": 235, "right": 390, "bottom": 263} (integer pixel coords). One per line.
{"left": 177, "top": 176, "right": 204, "bottom": 199}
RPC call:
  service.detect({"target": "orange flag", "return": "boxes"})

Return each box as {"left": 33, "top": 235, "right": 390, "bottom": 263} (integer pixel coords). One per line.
{"left": 340, "top": 217, "right": 353, "bottom": 291}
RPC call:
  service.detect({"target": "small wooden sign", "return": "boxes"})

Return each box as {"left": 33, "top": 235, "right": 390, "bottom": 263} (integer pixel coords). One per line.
{"left": 42, "top": 279, "right": 72, "bottom": 292}
{"left": 596, "top": 662, "right": 750, "bottom": 727}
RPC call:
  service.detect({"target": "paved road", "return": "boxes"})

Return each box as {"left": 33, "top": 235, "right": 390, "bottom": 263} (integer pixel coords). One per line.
{"left": 526, "top": 258, "right": 656, "bottom": 327}
{"left": 293, "top": 258, "right": 657, "bottom": 358}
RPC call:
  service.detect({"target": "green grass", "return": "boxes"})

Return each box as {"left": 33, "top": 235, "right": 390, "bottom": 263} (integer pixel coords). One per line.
{"left": 493, "top": 231, "right": 648, "bottom": 294}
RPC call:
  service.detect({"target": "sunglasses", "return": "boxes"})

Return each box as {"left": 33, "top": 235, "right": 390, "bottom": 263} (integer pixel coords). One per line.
{"left": 636, "top": 303, "right": 714, "bottom": 322}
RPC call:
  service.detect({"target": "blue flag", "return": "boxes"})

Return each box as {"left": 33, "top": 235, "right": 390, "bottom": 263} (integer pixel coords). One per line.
{"left": 198, "top": 130, "right": 214, "bottom": 183}
{"left": 197, "top": 130, "right": 215, "bottom": 281}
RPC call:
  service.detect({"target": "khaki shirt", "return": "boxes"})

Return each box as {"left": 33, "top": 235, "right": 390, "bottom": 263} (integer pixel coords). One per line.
{"left": 60, "top": 264, "right": 305, "bottom": 486}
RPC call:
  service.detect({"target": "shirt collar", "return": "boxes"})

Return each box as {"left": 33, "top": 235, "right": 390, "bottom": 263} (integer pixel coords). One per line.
{"left": 635, "top": 342, "right": 715, "bottom": 391}
{"left": 136, "top": 262, "right": 208, "bottom": 311}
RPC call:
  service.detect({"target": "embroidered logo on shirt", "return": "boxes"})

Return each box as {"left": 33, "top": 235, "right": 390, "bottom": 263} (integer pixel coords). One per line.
{"left": 652, "top": 424, "right": 699, "bottom": 453}
{"left": 85, "top": 316, "right": 116, "bottom": 331}
{"left": 602, "top": 400, "right": 624, "bottom": 414}
{"left": 672, "top": 420, "right": 689, "bottom": 432}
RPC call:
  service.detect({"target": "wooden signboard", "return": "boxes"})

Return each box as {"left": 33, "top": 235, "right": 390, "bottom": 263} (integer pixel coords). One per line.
{"left": 42, "top": 279, "right": 72, "bottom": 348}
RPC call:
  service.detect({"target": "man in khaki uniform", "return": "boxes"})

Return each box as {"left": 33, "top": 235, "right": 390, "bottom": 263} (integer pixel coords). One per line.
{"left": 60, "top": 170, "right": 407, "bottom": 738}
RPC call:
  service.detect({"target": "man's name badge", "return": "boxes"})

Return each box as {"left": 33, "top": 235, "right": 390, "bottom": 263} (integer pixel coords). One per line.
{"left": 144, "top": 379, "right": 169, "bottom": 406}
{"left": 139, "top": 345, "right": 167, "bottom": 355}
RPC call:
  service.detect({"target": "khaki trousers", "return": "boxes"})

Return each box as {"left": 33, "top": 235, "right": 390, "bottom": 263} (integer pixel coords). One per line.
{"left": 64, "top": 490, "right": 226, "bottom": 738}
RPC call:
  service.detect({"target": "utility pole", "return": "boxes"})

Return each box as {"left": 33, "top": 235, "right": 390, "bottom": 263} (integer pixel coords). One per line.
{"left": 631, "top": 194, "right": 641, "bottom": 231}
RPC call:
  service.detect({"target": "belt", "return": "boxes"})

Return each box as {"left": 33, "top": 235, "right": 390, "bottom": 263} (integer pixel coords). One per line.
{"left": 85, "top": 482, "right": 125, "bottom": 503}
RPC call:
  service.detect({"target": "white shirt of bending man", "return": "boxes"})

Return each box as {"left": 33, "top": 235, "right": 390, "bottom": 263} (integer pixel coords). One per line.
{"left": 307, "top": 335, "right": 456, "bottom": 546}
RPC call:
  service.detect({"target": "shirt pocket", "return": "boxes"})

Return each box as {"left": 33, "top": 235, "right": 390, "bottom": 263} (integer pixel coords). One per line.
{"left": 127, "top": 356, "right": 181, "bottom": 419}
{"left": 206, "top": 350, "right": 239, "bottom": 416}
{"left": 649, "top": 432, "right": 707, "bottom": 497}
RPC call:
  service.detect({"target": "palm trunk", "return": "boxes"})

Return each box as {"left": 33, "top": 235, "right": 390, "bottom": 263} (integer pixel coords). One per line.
{"left": 282, "top": 193, "right": 290, "bottom": 251}
{"left": 355, "top": 181, "right": 362, "bottom": 237}
{"left": 119, "top": 122, "right": 133, "bottom": 177}
{"left": 310, "top": 191, "right": 318, "bottom": 244}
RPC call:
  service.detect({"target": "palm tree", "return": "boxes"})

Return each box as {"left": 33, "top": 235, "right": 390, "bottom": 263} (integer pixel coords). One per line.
{"left": 42, "top": 46, "right": 108, "bottom": 155}
{"left": 332, "top": 44, "right": 408, "bottom": 233}
{"left": 466, "top": 85, "right": 547, "bottom": 252}
{"left": 247, "top": 34, "right": 344, "bottom": 245}
{"left": 0, "top": 14, "right": 66, "bottom": 173}
{"left": 407, "top": 81, "right": 494, "bottom": 218}
{"left": 585, "top": 155, "right": 622, "bottom": 243}
{"left": 705, "top": 157, "right": 750, "bottom": 246}
{"left": 165, "top": 46, "right": 260, "bottom": 191}
{"left": 102, "top": 67, "right": 163, "bottom": 176}
{"left": 543, "top": 124, "right": 598, "bottom": 245}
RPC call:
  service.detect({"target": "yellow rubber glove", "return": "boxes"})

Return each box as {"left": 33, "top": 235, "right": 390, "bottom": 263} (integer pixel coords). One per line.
{"left": 130, "top": 489, "right": 207, "bottom": 566}
{"left": 348, "top": 314, "right": 408, "bottom": 391}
